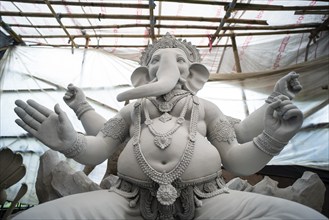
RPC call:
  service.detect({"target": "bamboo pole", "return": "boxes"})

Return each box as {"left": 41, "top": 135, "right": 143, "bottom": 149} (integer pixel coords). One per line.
{"left": 20, "top": 29, "right": 320, "bottom": 39}
{"left": 303, "top": 99, "right": 329, "bottom": 119}
{"left": 0, "top": 20, "right": 25, "bottom": 45}
{"left": 23, "top": 74, "right": 120, "bottom": 112}
{"left": 7, "top": 23, "right": 322, "bottom": 31}
{"left": 43, "top": 0, "right": 77, "bottom": 48}
{"left": 0, "top": 0, "right": 149, "bottom": 8}
{"left": 0, "top": 11, "right": 268, "bottom": 25}
{"left": 149, "top": 1, "right": 156, "bottom": 42}
{"left": 210, "top": 0, "right": 237, "bottom": 44}
{"left": 305, "top": 17, "right": 329, "bottom": 61}
{"left": 295, "top": 10, "right": 329, "bottom": 15}
{"left": 27, "top": 43, "right": 232, "bottom": 48}
{"left": 230, "top": 34, "right": 242, "bottom": 73}
{"left": 156, "top": 0, "right": 329, "bottom": 11}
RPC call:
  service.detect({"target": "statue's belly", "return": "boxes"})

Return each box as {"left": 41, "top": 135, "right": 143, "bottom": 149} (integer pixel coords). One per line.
{"left": 118, "top": 119, "right": 221, "bottom": 183}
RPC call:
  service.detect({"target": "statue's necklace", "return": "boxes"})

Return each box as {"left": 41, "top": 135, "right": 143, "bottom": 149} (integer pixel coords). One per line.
{"left": 144, "top": 96, "right": 190, "bottom": 150}
{"left": 148, "top": 90, "right": 190, "bottom": 123}
{"left": 132, "top": 96, "right": 199, "bottom": 206}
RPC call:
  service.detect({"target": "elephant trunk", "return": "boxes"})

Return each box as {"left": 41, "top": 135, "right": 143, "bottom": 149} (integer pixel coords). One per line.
{"left": 116, "top": 65, "right": 180, "bottom": 102}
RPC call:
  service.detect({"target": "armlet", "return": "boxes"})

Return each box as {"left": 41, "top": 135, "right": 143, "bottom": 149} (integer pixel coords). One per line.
{"left": 207, "top": 117, "right": 237, "bottom": 143}
{"left": 100, "top": 116, "right": 129, "bottom": 142}
{"left": 225, "top": 115, "right": 241, "bottom": 127}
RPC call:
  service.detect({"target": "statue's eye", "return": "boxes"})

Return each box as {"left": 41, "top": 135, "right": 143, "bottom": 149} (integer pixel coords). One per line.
{"left": 177, "top": 57, "right": 186, "bottom": 63}
{"left": 151, "top": 56, "right": 160, "bottom": 64}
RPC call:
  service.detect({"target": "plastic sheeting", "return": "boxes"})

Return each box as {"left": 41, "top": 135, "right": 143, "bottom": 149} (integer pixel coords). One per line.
{"left": 0, "top": 45, "right": 328, "bottom": 205}
{"left": 1, "top": 0, "right": 329, "bottom": 73}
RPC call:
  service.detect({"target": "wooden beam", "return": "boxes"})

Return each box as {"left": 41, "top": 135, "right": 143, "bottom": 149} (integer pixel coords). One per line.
{"left": 0, "top": 11, "right": 268, "bottom": 25}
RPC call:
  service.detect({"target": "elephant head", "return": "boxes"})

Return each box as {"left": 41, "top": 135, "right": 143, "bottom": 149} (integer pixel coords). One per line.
{"left": 116, "top": 33, "right": 210, "bottom": 102}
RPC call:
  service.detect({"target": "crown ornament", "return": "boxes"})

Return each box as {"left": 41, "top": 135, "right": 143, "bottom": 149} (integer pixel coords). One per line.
{"left": 140, "top": 32, "right": 201, "bottom": 66}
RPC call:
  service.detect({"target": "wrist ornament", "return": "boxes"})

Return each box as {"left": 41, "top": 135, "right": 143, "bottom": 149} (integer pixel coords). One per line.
{"left": 61, "top": 133, "right": 87, "bottom": 158}
{"left": 74, "top": 101, "right": 94, "bottom": 119}
{"left": 253, "top": 131, "right": 288, "bottom": 156}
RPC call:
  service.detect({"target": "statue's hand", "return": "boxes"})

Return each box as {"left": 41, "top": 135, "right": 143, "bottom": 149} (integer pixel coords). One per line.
{"left": 14, "top": 99, "right": 77, "bottom": 152}
{"left": 274, "top": 71, "right": 302, "bottom": 100}
{"left": 63, "top": 84, "right": 94, "bottom": 119}
{"left": 63, "top": 84, "right": 86, "bottom": 111}
{"left": 264, "top": 95, "right": 303, "bottom": 143}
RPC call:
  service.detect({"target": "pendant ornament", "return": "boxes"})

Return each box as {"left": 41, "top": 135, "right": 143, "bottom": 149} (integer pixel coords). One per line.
{"left": 154, "top": 136, "right": 172, "bottom": 150}
{"left": 159, "top": 113, "right": 172, "bottom": 123}
{"left": 156, "top": 184, "right": 178, "bottom": 205}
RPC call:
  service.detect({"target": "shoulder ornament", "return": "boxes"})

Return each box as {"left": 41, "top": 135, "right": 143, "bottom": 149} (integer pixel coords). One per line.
{"left": 100, "top": 116, "right": 129, "bottom": 142}
{"left": 208, "top": 118, "right": 236, "bottom": 143}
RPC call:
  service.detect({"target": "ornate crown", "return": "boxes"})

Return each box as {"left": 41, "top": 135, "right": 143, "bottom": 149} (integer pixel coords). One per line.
{"left": 140, "top": 32, "right": 201, "bottom": 66}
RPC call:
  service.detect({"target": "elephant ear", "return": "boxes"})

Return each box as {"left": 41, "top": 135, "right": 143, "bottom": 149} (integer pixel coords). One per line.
{"left": 185, "top": 63, "right": 210, "bottom": 94}
{"left": 130, "top": 66, "right": 151, "bottom": 88}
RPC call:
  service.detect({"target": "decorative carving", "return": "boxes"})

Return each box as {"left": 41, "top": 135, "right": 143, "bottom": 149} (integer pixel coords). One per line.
{"left": 61, "top": 133, "right": 87, "bottom": 158}
{"left": 208, "top": 118, "right": 237, "bottom": 143}
{"left": 253, "top": 131, "right": 287, "bottom": 156}
{"left": 144, "top": 97, "right": 190, "bottom": 150}
{"left": 133, "top": 96, "right": 199, "bottom": 206}
{"left": 100, "top": 117, "right": 128, "bottom": 142}
{"left": 140, "top": 32, "right": 201, "bottom": 66}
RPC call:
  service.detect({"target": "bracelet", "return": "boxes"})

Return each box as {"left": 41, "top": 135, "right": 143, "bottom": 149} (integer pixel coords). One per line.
{"left": 253, "top": 131, "right": 288, "bottom": 156}
{"left": 75, "top": 101, "right": 95, "bottom": 119}
{"left": 265, "top": 91, "right": 281, "bottom": 104}
{"left": 61, "top": 133, "right": 87, "bottom": 158}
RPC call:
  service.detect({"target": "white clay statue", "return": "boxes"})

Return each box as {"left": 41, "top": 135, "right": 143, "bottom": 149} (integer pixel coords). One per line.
{"left": 13, "top": 33, "right": 327, "bottom": 220}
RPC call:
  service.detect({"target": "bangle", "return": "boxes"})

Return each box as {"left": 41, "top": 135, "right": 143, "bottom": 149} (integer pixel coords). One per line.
{"left": 265, "top": 91, "right": 281, "bottom": 104}
{"left": 253, "top": 131, "right": 288, "bottom": 156}
{"left": 75, "top": 102, "right": 94, "bottom": 119}
{"left": 61, "top": 133, "right": 86, "bottom": 158}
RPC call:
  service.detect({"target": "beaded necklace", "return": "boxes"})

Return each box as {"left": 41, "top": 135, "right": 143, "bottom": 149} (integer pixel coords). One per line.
{"left": 132, "top": 95, "right": 199, "bottom": 206}
{"left": 144, "top": 96, "right": 190, "bottom": 150}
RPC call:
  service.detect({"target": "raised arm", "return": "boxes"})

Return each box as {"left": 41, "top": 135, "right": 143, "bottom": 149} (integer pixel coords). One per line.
{"left": 63, "top": 84, "right": 107, "bottom": 135}
{"left": 205, "top": 96, "right": 303, "bottom": 176}
{"left": 234, "top": 71, "right": 302, "bottom": 143}
{"left": 14, "top": 99, "right": 130, "bottom": 165}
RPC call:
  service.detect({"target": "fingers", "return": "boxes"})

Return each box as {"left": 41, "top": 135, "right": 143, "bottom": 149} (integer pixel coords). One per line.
{"left": 287, "top": 72, "right": 302, "bottom": 92}
{"left": 14, "top": 106, "right": 41, "bottom": 131}
{"left": 15, "top": 100, "right": 49, "bottom": 123}
{"left": 276, "top": 100, "right": 294, "bottom": 117}
{"left": 266, "top": 96, "right": 292, "bottom": 118}
{"left": 26, "top": 99, "right": 52, "bottom": 117}
{"left": 54, "top": 104, "right": 68, "bottom": 123}
{"left": 268, "top": 96, "right": 303, "bottom": 122}
{"left": 15, "top": 119, "right": 38, "bottom": 137}
{"left": 64, "top": 84, "right": 77, "bottom": 100}
{"left": 266, "top": 98, "right": 282, "bottom": 118}
{"left": 282, "top": 108, "right": 303, "bottom": 121}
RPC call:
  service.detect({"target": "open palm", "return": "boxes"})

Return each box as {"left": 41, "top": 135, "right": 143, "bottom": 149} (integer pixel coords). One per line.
{"left": 14, "top": 99, "right": 77, "bottom": 152}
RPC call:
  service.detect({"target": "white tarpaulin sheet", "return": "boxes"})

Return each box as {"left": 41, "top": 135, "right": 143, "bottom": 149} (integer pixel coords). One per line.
{"left": 0, "top": 45, "right": 328, "bottom": 204}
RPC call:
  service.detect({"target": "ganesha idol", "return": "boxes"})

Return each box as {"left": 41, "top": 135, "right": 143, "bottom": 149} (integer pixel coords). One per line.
{"left": 13, "top": 33, "right": 327, "bottom": 219}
